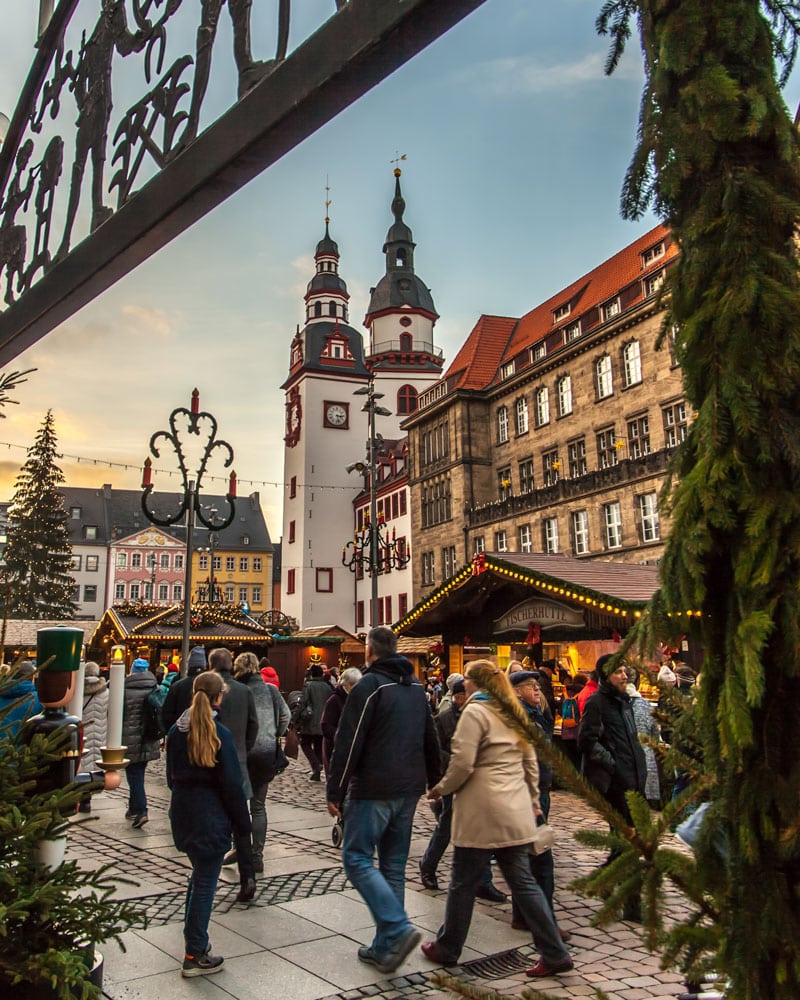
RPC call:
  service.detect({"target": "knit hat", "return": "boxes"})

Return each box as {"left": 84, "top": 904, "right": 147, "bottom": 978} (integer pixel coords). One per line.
{"left": 187, "top": 646, "right": 207, "bottom": 677}
{"left": 657, "top": 664, "right": 677, "bottom": 686}
{"left": 131, "top": 658, "right": 150, "bottom": 674}
{"left": 84, "top": 661, "right": 100, "bottom": 678}
{"left": 260, "top": 665, "right": 280, "bottom": 688}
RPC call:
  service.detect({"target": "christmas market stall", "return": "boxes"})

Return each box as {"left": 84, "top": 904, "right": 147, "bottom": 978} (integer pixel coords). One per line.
{"left": 395, "top": 552, "right": 682, "bottom": 720}
{"left": 88, "top": 601, "right": 276, "bottom": 670}
{"left": 269, "top": 625, "right": 365, "bottom": 693}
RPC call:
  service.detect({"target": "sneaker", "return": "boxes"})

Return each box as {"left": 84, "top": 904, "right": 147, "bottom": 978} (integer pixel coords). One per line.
{"left": 131, "top": 814, "right": 148, "bottom": 829}
{"left": 357, "top": 945, "right": 382, "bottom": 968}
{"left": 419, "top": 863, "right": 439, "bottom": 891}
{"left": 525, "top": 957, "right": 575, "bottom": 978}
{"left": 182, "top": 951, "right": 224, "bottom": 978}
{"left": 379, "top": 928, "right": 421, "bottom": 973}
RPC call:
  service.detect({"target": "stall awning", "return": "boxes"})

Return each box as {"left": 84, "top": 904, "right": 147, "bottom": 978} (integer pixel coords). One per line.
{"left": 396, "top": 553, "right": 660, "bottom": 643}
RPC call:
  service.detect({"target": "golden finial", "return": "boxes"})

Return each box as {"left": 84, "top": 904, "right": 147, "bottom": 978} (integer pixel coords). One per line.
{"left": 391, "top": 152, "right": 407, "bottom": 177}
{"left": 325, "top": 175, "right": 331, "bottom": 226}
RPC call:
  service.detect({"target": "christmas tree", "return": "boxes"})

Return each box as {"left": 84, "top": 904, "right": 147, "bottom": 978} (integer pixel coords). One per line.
{"left": 4, "top": 410, "right": 76, "bottom": 619}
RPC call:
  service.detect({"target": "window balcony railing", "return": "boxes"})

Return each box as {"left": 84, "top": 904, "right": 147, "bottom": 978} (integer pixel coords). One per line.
{"left": 465, "top": 447, "right": 673, "bottom": 527}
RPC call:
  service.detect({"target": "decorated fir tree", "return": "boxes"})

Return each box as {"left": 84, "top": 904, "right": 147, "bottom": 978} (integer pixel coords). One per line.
{"left": 442, "top": 4, "right": 800, "bottom": 999}
{"left": 0, "top": 673, "right": 142, "bottom": 999}
{"left": 4, "top": 410, "right": 76, "bottom": 619}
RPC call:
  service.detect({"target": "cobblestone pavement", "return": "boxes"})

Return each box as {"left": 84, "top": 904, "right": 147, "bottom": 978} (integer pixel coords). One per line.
{"left": 69, "top": 753, "right": 690, "bottom": 1000}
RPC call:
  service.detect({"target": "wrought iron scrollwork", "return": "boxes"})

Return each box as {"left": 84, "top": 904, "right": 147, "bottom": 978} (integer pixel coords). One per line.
{"left": 0, "top": 0, "right": 349, "bottom": 308}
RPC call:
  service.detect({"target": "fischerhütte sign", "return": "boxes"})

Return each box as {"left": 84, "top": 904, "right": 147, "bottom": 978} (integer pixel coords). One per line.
{"left": 493, "top": 598, "right": 585, "bottom": 633}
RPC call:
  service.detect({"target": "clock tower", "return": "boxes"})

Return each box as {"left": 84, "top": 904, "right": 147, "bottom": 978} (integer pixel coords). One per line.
{"left": 280, "top": 220, "right": 369, "bottom": 628}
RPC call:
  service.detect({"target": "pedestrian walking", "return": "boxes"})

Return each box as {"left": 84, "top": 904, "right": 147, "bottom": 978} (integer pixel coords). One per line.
{"left": 420, "top": 660, "right": 573, "bottom": 979}
{"left": 79, "top": 661, "right": 108, "bottom": 812}
{"left": 578, "top": 654, "right": 648, "bottom": 921}
{"left": 326, "top": 626, "right": 442, "bottom": 974}
{"left": 232, "top": 651, "right": 290, "bottom": 874}
{"left": 121, "top": 657, "right": 160, "bottom": 828}
{"left": 162, "top": 646, "right": 207, "bottom": 732}
{"left": 293, "top": 663, "right": 332, "bottom": 781}
{"left": 320, "top": 666, "right": 362, "bottom": 773}
{"left": 210, "top": 648, "right": 258, "bottom": 902}
{"left": 166, "top": 671, "right": 252, "bottom": 978}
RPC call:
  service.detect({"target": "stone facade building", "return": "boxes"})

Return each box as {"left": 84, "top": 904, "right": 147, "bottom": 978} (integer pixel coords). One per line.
{"left": 404, "top": 224, "right": 686, "bottom": 600}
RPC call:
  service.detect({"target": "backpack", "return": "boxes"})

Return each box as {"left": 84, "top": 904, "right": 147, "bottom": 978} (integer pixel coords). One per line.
{"left": 142, "top": 685, "right": 168, "bottom": 740}
{"left": 560, "top": 696, "right": 580, "bottom": 729}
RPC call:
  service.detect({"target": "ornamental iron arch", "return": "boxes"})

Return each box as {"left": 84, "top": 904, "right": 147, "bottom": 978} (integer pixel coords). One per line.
{"left": 0, "top": 0, "right": 487, "bottom": 366}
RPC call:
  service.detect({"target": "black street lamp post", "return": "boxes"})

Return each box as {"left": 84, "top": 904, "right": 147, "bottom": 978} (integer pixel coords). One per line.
{"left": 342, "top": 379, "right": 409, "bottom": 628}
{"left": 141, "top": 388, "right": 236, "bottom": 672}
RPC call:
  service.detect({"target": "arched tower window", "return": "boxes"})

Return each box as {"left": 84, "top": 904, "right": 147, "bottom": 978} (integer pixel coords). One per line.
{"left": 314, "top": 302, "right": 322, "bottom": 317}
{"left": 399, "top": 332, "right": 412, "bottom": 352}
{"left": 396, "top": 248, "right": 407, "bottom": 268}
{"left": 329, "top": 302, "right": 337, "bottom": 316}
{"left": 397, "top": 385, "right": 418, "bottom": 415}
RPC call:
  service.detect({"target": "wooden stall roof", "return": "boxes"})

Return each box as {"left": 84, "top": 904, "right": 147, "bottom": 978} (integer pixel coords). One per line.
{"left": 90, "top": 604, "right": 275, "bottom": 647}
{"left": 396, "top": 553, "right": 660, "bottom": 641}
{"left": 2, "top": 619, "right": 103, "bottom": 648}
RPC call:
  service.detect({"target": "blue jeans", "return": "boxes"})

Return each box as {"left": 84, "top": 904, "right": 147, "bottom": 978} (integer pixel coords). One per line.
{"left": 126, "top": 761, "right": 147, "bottom": 815}
{"left": 184, "top": 851, "right": 223, "bottom": 956}
{"left": 342, "top": 796, "right": 418, "bottom": 955}
{"left": 436, "top": 844, "right": 570, "bottom": 965}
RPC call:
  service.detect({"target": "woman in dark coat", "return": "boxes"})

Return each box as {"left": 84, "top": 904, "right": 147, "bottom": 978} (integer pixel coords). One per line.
{"left": 294, "top": 664, "right": 333, "bottom": 780}
{"left": 167, "top": 671, "right": 252, "bottom": 978}
{"left": 121, "top": 658, "right": 160, "bottom": 828}
{"left": 320, "top": 666, "right": 362, "bottom": 772}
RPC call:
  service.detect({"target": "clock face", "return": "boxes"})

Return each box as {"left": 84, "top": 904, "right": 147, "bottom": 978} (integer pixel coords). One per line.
{"left": 325, "top": 403, "right": 348, "bottom": 428}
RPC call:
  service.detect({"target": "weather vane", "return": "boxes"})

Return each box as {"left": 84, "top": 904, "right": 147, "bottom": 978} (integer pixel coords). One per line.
{"left": 391, "top": 152, "right": 407, "bottom": 175}
{"left": 325, "top": 174, "right": 331, "bottom": 225}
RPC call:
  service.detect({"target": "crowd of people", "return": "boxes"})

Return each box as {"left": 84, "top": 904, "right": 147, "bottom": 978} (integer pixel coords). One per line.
{"left": 0, "top": 636, "right": 697, "bottom": 984}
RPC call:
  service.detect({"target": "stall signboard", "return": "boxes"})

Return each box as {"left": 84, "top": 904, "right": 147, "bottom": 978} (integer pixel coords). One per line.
{"left": 493, "top": 598, "right": 585, "bottom": 634}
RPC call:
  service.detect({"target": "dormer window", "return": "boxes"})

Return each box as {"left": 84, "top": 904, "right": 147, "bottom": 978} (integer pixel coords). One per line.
{"left": 500, "top": 361, "right": 514, "bottom": 380}
{"left": 603, "top": 298, "right": 621, "bottom": 321}
{"left": 564, "top": 321, "right": 581, "bottom": 343}
{"left": 532, "top": 342, "right": 546, "bottom": 361}
{"left": 641, "top": 241, "right": 665, "bottom": 267}
{"left": 645, "top": 270, "right": 665, "bottom": 296}
{"left": 553, "top": 303, "right": 570, "bottom": 323}
{"left": 70, "top": 506, "right": 81, "bottom": 519}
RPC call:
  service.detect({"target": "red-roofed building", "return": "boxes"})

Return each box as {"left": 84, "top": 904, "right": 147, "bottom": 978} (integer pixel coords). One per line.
{"left": 403, "top": 224, "right": 686, "bottom": 600}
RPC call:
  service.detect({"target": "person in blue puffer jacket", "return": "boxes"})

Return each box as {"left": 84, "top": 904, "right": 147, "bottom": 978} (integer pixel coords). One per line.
{"left": 0, "top": 661, "right": 42, "bottom": 738}
{"left": 166, "top": 671, "right": 251, "bottom": 979}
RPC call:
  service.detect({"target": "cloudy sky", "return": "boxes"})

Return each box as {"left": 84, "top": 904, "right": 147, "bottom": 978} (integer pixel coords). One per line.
{"left": 1, "top": 1, "right": 799, "bottom": 541}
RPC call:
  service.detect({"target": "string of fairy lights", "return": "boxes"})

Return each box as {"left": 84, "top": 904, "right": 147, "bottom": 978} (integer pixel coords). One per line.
{"left": 0, "top": 439, "right": 355, "bottom": 492}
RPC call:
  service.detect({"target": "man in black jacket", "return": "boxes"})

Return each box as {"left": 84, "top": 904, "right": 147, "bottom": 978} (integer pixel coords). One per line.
{"left": 578, "top": 654, "right": 647, "bottom": 920}
{"left": 327, "top": 626, "right": 441, "bottom": 974}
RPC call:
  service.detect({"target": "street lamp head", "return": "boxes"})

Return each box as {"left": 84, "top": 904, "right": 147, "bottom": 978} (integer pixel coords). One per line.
{"left": 352, "top": 386, "right": 370, "bottom": 396}
{"left": 346, "top": 461, "right": 367, "bottom": 474}
{"left": 374, "top": 405, "right": 392, "bottom": 417}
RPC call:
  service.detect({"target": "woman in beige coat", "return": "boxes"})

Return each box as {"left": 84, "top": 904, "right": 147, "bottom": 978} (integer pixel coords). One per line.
{"left": 420, "top": 661, "right": 574, "bottom": 979}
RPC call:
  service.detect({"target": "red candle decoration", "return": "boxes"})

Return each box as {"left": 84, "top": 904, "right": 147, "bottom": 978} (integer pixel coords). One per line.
{"left": 142, "top": 457, "right": 152, "bottom": 487}
{"left": 228, "top": 469, "right": 237, "bottom": 497}
{"left": 191, "top": 388, "right": 200, "bottom": 414}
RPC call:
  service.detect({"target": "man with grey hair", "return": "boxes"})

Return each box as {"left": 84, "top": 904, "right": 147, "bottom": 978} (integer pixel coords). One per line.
{"left": 435, "top": 672, "right": 463, "bottom": 716}
{"left": 327, "top": 626, "right": 442, "bottom": 974}
{"left": 210, "top": 648, "right": 259, "bottom": 902}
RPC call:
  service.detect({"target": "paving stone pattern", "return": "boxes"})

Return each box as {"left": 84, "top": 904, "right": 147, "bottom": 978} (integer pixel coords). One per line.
{"left": 73, "top": 752, "right": 690, "bottom": 999}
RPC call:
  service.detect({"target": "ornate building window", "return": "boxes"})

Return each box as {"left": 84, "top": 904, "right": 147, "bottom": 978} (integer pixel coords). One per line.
{"left": 603, "top": 501, "right": 623, "bottom": 549}
{"left": 623, "top": 340, "right": 642, "bottom": 387}
{"left": 595, "top": 354, "right": 613, "bottom": 399}
{"left": 542, "top": 517, "right": 559, "bottom": 553}
{"left": 497, "top": 406, "right": 509, "bottom": 444}
{"left": 397, "top": 384, "right": 418, "bottom": 415}
{"left": 568, "top": 438, "right": 587, "bottom": 478}
{"left": 535, "top": 387, "right": 550, "bottom": 427}
{"left": 571, "top": 510, "right": 590, "bottom": 555}
{"left": 628, "top": 414, "right": 651, "bottom": 458}
{"left": 515, "top": 396, "right": 529, "bottom": 435}
{"left": 557, "top": 375, "right": 572, "bottom": 417}
{"left": 637, "top": 492, "right": 661, "bottom": 542}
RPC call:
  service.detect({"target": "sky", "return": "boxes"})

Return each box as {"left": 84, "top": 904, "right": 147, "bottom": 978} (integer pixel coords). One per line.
{"left": 1, "top": 0, "right": 799, "bottom": 542}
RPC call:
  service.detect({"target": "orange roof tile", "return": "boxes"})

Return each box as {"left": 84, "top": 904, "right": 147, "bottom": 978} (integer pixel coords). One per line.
{"left": 504, "top": 223, "right": 676, "bottom": 361}
{"left": 443, "top": 314, "right": 518, "bottom": 391}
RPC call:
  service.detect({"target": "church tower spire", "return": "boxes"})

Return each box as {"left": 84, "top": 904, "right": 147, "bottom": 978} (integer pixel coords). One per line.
{"left": 365, "top": 166, "right": 442, "bottom": 380}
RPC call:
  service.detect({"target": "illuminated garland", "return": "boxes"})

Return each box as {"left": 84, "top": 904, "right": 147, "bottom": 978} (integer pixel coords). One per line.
{"left": 394, "top": 554, "right": 702, "bottom": 634}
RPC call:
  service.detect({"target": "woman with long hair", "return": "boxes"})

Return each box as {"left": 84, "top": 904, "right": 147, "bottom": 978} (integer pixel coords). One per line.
{"left": 420, "top": 660, "right": 574, "bottom": 980}
{"left": 166, "top": 671, "right": 252, "bottom": 978}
